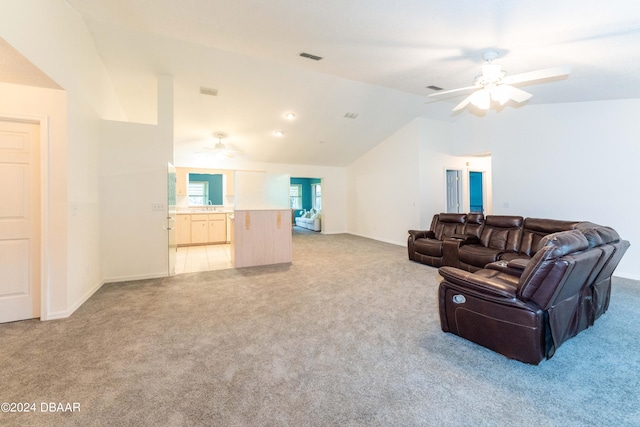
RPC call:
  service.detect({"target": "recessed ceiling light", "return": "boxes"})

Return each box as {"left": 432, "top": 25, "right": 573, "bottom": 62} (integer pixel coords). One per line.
{"left": 273, "top": 130, "right": 284, "bottom": 137}
{"left": 285, "top": 112, "right": 296, "bottom": 120}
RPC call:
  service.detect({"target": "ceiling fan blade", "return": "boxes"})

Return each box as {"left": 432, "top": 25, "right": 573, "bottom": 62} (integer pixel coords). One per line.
{"left": 502, "top": 65, "right": 571, "bottom": 86}
{"left": 505, "top": 85, "right": 533, "bottom": 103}
{"left": 427, "top": 85, "right": 478, "bottom": 98}
{"left": 452, "top": 93, "right": 474, "bottom": 112}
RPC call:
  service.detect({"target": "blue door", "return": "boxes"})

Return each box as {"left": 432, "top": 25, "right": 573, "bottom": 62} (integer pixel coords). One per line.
{"left": 469, "top": 171, "right": 483, "bottom": 213}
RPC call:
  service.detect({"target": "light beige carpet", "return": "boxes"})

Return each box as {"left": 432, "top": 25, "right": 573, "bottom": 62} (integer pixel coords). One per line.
{"left": 1, "top": 233, "right": 638, "bottom": 426}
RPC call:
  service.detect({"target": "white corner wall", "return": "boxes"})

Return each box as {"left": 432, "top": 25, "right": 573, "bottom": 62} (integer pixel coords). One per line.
{"left": 99, "top": 121, "right": 171, "bottom": 281}
{"left": 0, "top": 0, "right": 127, "bottom": 318}
{"left": 99, "top": 75, "right": 174, "bottom": 282}
{"left": 346, "top": 117, "right": 490, "bottom": 246}
{"left": 451, "top": 99, "right": 640, "bottom": 279}
{"left": 347, "top": 118, "right": 422, "bottom": 245}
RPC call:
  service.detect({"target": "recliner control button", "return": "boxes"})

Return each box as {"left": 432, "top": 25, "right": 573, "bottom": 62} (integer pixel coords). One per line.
{"left": 453, "top": 294, "right": 466, "bottom": 304}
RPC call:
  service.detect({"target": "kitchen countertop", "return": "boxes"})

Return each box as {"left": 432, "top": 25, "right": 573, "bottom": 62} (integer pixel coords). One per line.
{"left": 177, "top": 209, "right": 234, "bottom": 214}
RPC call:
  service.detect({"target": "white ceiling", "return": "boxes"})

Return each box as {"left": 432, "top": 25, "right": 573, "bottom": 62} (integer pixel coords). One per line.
{"left": 0, "top": 38, "right": 61, "bottom": 90}
{"left": 41, "top": 1, "right": 640, "bottom": 165}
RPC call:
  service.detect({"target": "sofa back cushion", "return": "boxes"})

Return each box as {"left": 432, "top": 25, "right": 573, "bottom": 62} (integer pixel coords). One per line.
{"left": 479, "top": 215, "right": 524, "bottom": 251}
{"left": 519, "top": 218, "right": 582, "bottom": 257}
{"left": 517, "top": 230, "right": 600, "bottom": 309}
{"left": 463, "top": 213, "right": 484, "bottom": 238}
{"left": 433, "top": 213, "right": 466, "bottom": 240}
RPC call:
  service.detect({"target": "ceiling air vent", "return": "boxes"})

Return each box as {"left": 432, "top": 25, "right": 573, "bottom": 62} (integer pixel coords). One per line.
{"left": 300, "top": 52, "right": 323, "bottom": 61}
{"left": 344, "top": 112, "right": 359, "bottom": 119}
{"left": 426, "top": 85, "right": 443, "bottom": 91}
{"left": 199, "top": 87, "right": 218, "bottom": 96}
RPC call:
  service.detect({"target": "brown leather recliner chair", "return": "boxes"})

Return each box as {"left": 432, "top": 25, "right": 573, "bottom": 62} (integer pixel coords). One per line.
{"left": 408, "top": 213, "right": 467, "bottom": 267}
{"left": 438, "top": 229, "right": 612, "bottom": 364}
{"left": 457, "top": 215, "right": 524, "bottom": 272}
{"left": 579, "top": 225, "right": 630, "bottom": 322}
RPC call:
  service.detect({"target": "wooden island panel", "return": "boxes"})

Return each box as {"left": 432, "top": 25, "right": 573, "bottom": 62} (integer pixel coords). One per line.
{"left": 232, "top": 209, "right": 292, "bottom": 268}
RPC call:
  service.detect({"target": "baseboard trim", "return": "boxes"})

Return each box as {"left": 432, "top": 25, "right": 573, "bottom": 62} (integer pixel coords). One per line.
{"left": 45, "top": 278, "right": 106, "bottom": 321}
{"left": 44, "top": 271, "right": 169, "bottom": 321}
{"left": 103, "top": 272, "right": 168, "bottom": 284}
{"left": 349, "top": 232, "right": 404, "bottom": 247}
{"left": 614, "top": 273, "right": 640, "bottom": 282}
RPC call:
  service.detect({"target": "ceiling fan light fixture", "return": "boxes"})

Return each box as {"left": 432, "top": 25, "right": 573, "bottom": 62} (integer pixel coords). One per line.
{"left": 490, "top": 85, "right": 512, "bottom": 105}
{"left": 481, "top": 63, "right": 503, "bottom": 83}
{"left": 470, "top": 89, "right": 491, "bottom": 110}
{"left": 214, "top": 150, "right": 228, "bottom": 160}
{"left": 202, "top": 132, "right": 241, "bottom": 160}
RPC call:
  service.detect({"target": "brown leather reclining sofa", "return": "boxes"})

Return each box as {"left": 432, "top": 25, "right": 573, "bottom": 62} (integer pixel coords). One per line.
{"left": 408, "top": 213, "right": 630, "bottom": 364}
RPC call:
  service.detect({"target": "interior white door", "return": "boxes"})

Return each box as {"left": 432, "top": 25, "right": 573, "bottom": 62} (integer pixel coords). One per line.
{"left": 167, "top": 162, "right": 177, "bottom": 276}
{"left": 0, "top": 119, "right": 40, "bottom": 323}
{"left": 446, "top": 169, "right": 461, "bottom": 213}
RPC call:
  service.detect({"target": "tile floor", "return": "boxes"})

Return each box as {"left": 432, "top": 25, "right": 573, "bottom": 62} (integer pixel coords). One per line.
{"left": 175, "top": 244, "right": 233, "bottom": 274}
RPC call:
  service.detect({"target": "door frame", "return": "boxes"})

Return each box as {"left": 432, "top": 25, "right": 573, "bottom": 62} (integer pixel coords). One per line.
{"left": 1, "top": 113, "right": 50, "bottom": 320}
{"left": 468, "top": 170, "right": 486, "bottom": 213}
{"left": 444, "top": 168, "right": 463, "bottom": 213}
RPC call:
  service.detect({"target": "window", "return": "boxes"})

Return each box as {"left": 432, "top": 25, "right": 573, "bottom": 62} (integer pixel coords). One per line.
{"left": 188, "top": 181, "right": 208, "bottom": 206}
{"left": 312, "top": 183, "right": 322, "bottom": 211}
{"left": 290, "top": 184, "right": 302, "bottom": 209}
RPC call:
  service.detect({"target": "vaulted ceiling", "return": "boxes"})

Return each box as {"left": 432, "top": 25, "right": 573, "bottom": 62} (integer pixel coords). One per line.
{"left": 55, "top": 1, "right": 640, "bottom": 166}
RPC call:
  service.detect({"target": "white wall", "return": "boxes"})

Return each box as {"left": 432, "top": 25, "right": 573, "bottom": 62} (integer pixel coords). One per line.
{"left": 451, "top": 99, "right": 640, "bottom": 279}
{"left": 99, "top": 75, "right": 174, "bottom": 282}
{"left": 346, "top": 117, "right": 491, "bottom": 246}
{"left": 0, "top": 0, "right": 127, "bottom": 317}
{"left": 99, "top": 121, "right": 171, "bottom": 281}
{"left": 347, "top": 118, "right": 422, "bottom": 244}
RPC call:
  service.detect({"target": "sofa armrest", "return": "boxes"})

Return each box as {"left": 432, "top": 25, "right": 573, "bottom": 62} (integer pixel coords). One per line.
{"left": 508, "top": 258, "right": 530, "bottom": 270}
{"left": 457, "top": 235, "right": 481, "bottom": 246}
{"left": 485, "top": 258, "right": 529, "bottom": 277}
{"left": 408, "top": 230, "right": 434, "bottom": 240}
{"left": 438, "top": 266, "right": 518, "bottom": 299}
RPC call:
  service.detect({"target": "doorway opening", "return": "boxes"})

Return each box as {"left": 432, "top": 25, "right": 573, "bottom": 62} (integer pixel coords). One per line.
{"left": 469, "top": 171, "right": 484, "bottom": 213}
{"left": 291, "top": 177, "right": 322, "bottom": 233}
{"left": 444, "top": 155, "right": 492, "bottom": 215}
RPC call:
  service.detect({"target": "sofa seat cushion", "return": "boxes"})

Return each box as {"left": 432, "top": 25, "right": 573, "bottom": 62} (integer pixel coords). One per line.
{"left": 413, "top": 238, "right": 443, "bottom": 257}
{"left": 458, "top": 244, "right": 503, "bottom": 267}
{"left": 500, "top": 252, "right": 532, "bottom": 262}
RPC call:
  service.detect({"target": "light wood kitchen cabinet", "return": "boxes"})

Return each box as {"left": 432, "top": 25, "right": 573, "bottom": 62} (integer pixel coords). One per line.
{"left": 208, "top": 213, "right": 227, "bottom": 243}
{"left": 190, "top": 215, "right": 209, "bottom": 244}
{"left": 179, "top": 212, "right": 228, "bottom": 246}
{"left": 177, "top": 215, "right": 191, "bottom": 245}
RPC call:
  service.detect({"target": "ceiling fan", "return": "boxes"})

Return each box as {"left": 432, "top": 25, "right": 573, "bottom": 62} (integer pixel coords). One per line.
{"left": 202, "top": 133, "right": 242, "bottom": 159}
{"left": 428, "top": 51, "right": 571, "bottom": 112}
